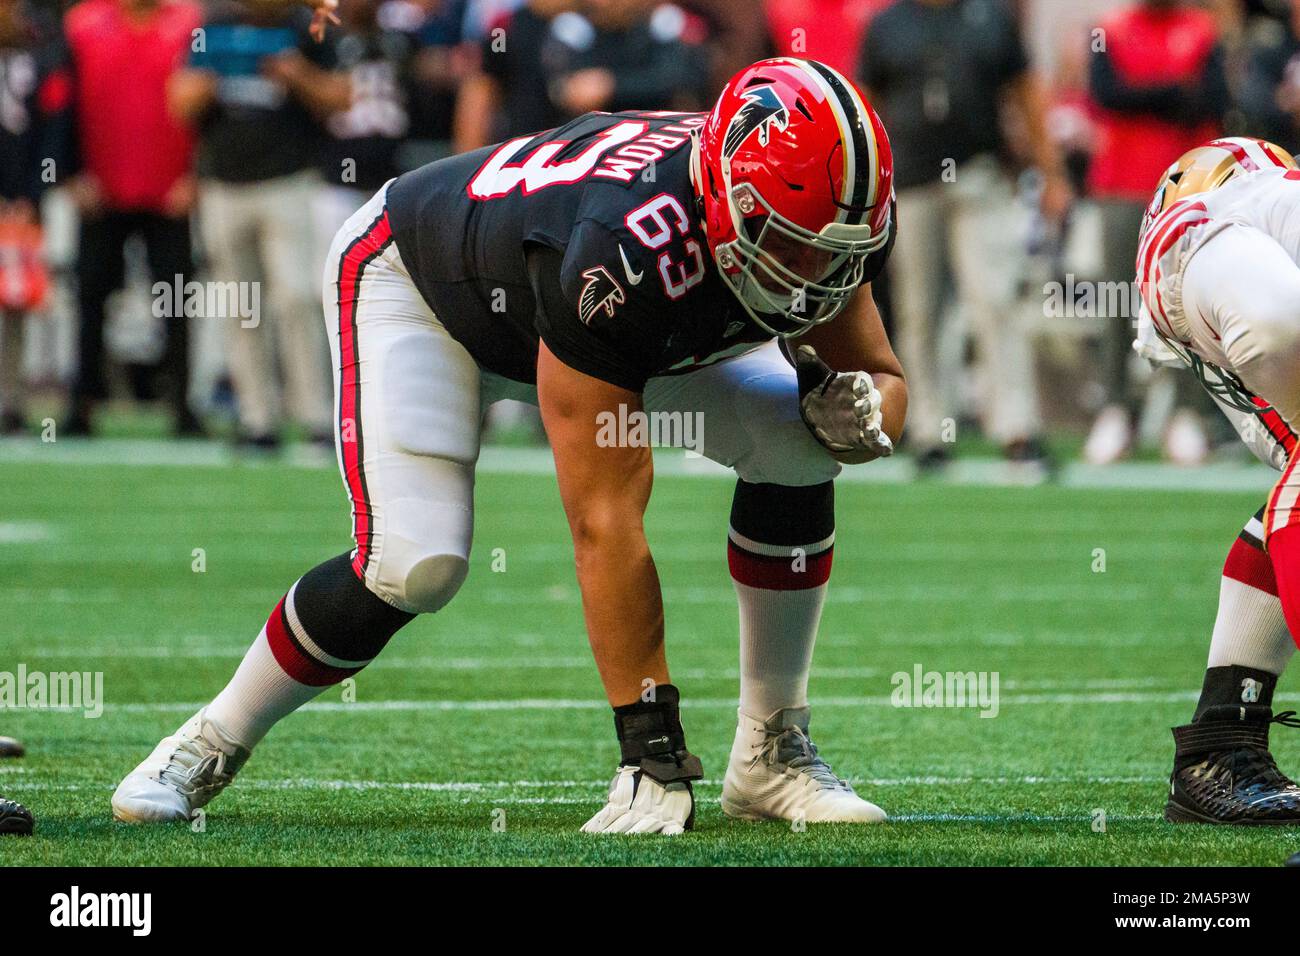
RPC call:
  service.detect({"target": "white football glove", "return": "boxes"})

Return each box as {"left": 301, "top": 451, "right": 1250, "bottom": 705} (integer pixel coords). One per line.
{"left": 580, "top": 766, "right": 695, "bottom": 835}
{"left": 793, "top": 344, "right": 893, "bottom": 461}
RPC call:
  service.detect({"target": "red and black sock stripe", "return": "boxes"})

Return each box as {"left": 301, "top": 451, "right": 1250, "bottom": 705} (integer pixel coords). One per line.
{"left": 264, "top": 553, "right": 414, "bottom": 687}
{"left": 727, "top": 480, "right": 834, "bottom": 590}
{"left": 336, "top": 209, "right": 394, "bottom": 580}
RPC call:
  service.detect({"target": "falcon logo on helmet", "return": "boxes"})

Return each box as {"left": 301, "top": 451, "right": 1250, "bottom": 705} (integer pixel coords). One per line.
{"left": 693, "top": 57, "right": 894, "bottom": 338}
{"left": 722, "top": 85, "right": 790, "bottom": 157}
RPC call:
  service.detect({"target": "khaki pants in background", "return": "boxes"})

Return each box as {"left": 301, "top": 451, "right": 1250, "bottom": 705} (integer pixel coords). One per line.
{"left": 199, "top": 169, "right": 332, "bottom": 439}
{"left": 889, "top": 154, "right": 1042, "bottom": 451}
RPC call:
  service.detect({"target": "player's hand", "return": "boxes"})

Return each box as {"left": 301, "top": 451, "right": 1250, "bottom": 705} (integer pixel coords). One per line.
{"left": 1039, "top": 170, "right": 1074, "bottom": 224}
{"left": 557, "top": 68, "right": 615, "bottom": 116}
{"left": 161, "top": 175, "right": 197, "bottom": 219}
{"left": 794, "top": 344, "right": 893, "bottom": 464}
{"left": 67, "top": 174, "right": 103, "bottom": 217}
{"left": 581, "top": 766, "right": 695, "bottom": 835}
{"left": 304, "top": 0, "right": 339, "bottom": 41}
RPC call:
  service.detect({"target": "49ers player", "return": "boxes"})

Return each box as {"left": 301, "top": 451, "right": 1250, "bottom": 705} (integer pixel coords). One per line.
{"left": 111, "top": 59, "right": 906, "bottom": 833}
{"left": 1136, "top": 136, "right": 1300, "bottom": 823}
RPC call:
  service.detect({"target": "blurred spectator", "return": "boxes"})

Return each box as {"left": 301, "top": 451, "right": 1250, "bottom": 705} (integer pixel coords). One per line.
{"left": 63, "top": 0, "right": 202, "bottom": 437}
{"left": 0, "top": 0, "right": 70, "bottom": 434}
{"left": 315, "top": 0, "right": 430, "bottom": 242}
{"left": 1083, "top": 0, "right": 1228, "bottom": 465}
{"left": 173, "top": 0, "right": 344, "bottom": 450}
{"left": 401, "top": 0, "right": 475, "bottom": 145}
{"left": 454, "top": 0, "right": 708, "bottom": 152}
{"left": 764, "top": 0, "right": 890, "bottom": 77}
{"left": 678, "top": 0, "right": 768, "bottom": 94}
{"left": 1240, "top": 0, "right": 1300, "bottom": 153}
{"left": 861, "top": 0, "right": 1070, "bottom": 470}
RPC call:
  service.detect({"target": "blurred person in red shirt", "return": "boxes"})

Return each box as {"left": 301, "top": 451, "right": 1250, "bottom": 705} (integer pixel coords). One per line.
{"left": 63, "top": 0, "right": 204, "bottom": 437}
{"left": 1083, "top": 0, "right": 1228, "bottom": 466}
{"left": 764, "top": 0, "right": 890, "bottom": 78}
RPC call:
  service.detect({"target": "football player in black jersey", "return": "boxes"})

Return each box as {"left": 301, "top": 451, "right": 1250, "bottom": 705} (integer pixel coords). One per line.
{"left": 113, "top": 58, "right": 907, "bottom": 834}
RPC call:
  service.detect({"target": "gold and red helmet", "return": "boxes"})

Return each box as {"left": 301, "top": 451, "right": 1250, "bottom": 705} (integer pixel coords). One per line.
{"left": 1140, "top": 137, "right": 1298, "bottom": 243}
{"left": 693, "top": 58, "right": 894, "bottom": 337}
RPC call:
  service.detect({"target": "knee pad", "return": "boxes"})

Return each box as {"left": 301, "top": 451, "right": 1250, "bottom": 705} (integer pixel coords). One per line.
{"left": 392, "top": 551, "right": 469, "bottom": 614}
{"left": 373, "top": 507, "right": 470, "bottom": 614}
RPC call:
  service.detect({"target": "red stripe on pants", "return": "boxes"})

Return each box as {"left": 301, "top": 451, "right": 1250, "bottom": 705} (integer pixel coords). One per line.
{"left": 336, "top": 211, "right": 393, "bottom": 579}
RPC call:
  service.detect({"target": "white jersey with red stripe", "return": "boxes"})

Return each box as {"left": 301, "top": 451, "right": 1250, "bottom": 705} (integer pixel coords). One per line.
{"left": 1135, "top": 165, "right": 1300, "bottom": 476}
{"left": 1137, "top": 166, "right": 1300, "bottom": 365}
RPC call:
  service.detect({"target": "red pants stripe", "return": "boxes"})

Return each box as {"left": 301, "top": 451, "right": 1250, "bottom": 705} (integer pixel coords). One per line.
{"left": 335, "top": 210, "right": 394, "bottom": 579}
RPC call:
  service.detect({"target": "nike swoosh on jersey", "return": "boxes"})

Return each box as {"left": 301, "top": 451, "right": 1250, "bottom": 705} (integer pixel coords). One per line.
{"left": 618, "top": 244, "right": 643, "bottom": 285}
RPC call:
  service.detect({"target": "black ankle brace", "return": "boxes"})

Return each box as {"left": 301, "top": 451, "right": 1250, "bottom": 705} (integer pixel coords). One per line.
{"left": 611, "top": 684, "right": 703, "bottom": 784}
{"left": 1192, "top": 665, "right": 1277, "bottom": 722}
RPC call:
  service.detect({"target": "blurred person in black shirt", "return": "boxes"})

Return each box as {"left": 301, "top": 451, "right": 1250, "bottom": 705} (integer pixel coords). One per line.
{"left": 0, "top": 0, "right": 70, "bottom": 434}
{"left": 861, "top": 0, "right": 1069, "bottom": 470}
{"left": 1241, "top": 0, "right": 1300, "bottom": 154}
{"left": 171, "top": 0, "right": 345, "bottom": 449}
{"left": 453, "top": 0, "right": 708, "bottom": 152}
{"left": 315, "top": 0, "right": 428, "bottom": 242}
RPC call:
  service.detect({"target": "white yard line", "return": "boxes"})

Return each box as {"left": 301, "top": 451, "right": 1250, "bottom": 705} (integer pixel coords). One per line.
{"left": 91, "top": 688, "right": 1223, "bottom": 715}
{"left": 0, "top": 521, "right": 51, "bottom": 543}
{"left": 1, "top": 437, "right": 1278, "bottom": 493}
{"left": 25, "top": 774, "right": 1167, "bottom": 794}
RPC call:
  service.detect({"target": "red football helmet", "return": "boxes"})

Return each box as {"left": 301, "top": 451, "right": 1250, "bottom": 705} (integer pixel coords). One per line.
{"left": 692, "top": 57, "right": 894, "bottom": 337}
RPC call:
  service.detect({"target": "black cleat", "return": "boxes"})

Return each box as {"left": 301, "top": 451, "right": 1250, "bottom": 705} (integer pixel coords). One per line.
{"left": 0, "top": 797, "right": 33, "bottom": 835}
{"left": 1165, "top": 706, "right": 1300, "bottom": 825}
{"left": 0, "top": 736, "right": 23, "bottom": 757}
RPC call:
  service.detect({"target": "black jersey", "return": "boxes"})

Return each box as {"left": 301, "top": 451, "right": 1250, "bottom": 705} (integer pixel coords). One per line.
{"left": 386, "top": 110, "right": 892, "bottom": 392}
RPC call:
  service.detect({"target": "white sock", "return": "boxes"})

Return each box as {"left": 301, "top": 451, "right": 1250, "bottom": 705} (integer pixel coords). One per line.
{"left": 206, "top": 582, "right": 375, "bottom": 748}
{"left": 733, "top": 580, "right": 827, "bottom": 718}
{"left": 1206, "top": 525, "right": 1294, "bottom": 674}
{"left": 207, "top": 627, "right": 328, "bottom": 749}
{"left": 1206, "top": 576, "right": 1294, "bottom": 674}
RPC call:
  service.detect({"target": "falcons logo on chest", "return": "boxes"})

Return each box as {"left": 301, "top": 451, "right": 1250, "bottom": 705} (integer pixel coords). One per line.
{"left": 578, "top": 266, "right": 625, "bottom": 325}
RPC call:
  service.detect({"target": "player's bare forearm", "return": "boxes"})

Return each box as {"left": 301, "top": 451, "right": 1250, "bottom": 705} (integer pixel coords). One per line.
{"left": 801, "top": 284, "right": 908, "bottom": 446}
{"left": 537, "top": 342, "right": 669, "bottom": 706}
{"left": 453, "top": 74, "right": 502, "bottom": 154}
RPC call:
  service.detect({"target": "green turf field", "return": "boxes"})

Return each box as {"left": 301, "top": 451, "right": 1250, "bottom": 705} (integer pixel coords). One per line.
{"left": 3, "top": 445, "right": 1300, "bottom": 866}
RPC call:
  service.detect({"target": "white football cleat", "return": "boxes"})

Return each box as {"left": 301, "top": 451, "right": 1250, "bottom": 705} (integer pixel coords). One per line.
{"left": 581, "top": 765, "right": 695, "bottom": 835}
{"left": 111, "top": 708, "right": 250, "bottom": 823}
{"left": 722, "top": 707, "right": 886, "bottom": 824}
